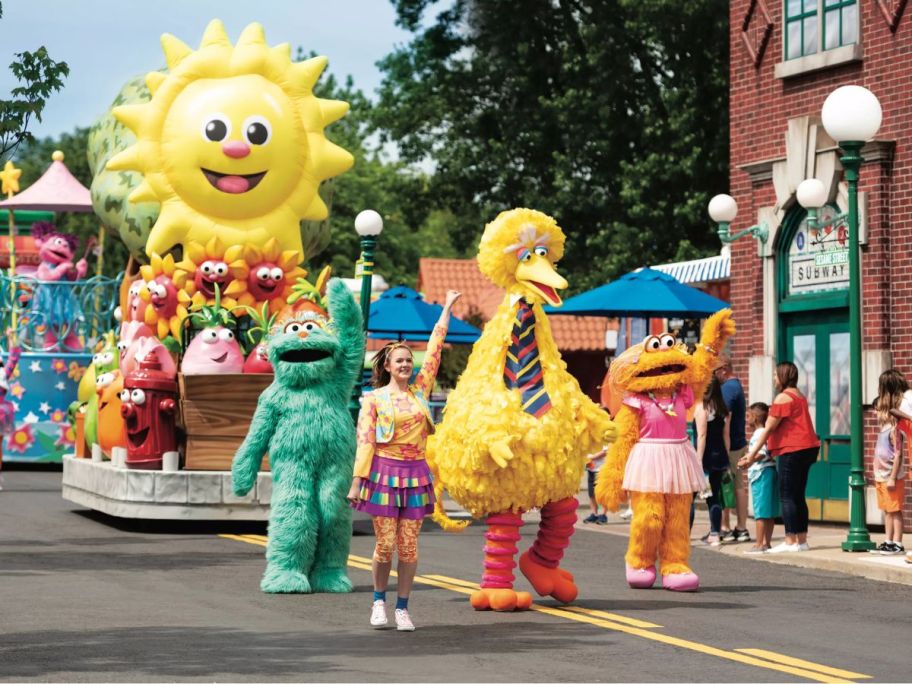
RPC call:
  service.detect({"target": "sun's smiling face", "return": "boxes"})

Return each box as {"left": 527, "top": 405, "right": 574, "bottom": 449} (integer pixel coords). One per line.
{"left": 161, "top": 76, "right": 304, "bottom": 220}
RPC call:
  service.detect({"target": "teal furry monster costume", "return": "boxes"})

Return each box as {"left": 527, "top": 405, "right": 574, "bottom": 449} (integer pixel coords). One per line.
{"left": 231, "top": 278, "right": 364, "bottom": 593}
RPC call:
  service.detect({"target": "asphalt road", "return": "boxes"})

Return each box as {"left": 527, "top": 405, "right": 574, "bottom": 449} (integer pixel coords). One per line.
{"left": 1, "top": 468, "right": 910, "bottom": 682}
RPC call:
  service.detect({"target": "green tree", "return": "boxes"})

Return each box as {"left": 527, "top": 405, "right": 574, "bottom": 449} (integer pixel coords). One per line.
{"left": 310, "top": 61, "right": 462, "bottom": 287}
{"left": 374, "top": 0, "right": 729, "bottom": 292}
{"left": 0, "top": 1, "right": 70, "bottom": 163}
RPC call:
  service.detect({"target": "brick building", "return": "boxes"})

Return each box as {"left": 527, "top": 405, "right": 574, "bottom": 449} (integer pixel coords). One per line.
{"left": 729, "top": 0, "right": 910, "bottom": 526}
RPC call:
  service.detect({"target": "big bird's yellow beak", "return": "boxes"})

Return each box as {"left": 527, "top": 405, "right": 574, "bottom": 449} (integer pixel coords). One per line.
{"left": 515, "top": 255, "right": 568, "bottom": 306}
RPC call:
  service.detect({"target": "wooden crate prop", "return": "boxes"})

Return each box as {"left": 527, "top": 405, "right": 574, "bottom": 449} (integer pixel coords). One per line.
{"left": 179, "top": 373, "right": 273, "bottom": 471}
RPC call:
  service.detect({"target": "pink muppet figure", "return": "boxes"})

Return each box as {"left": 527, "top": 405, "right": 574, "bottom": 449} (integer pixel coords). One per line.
{"left": 31, "top": 222, "right": 89, "bottom": 349}
{"left": 180, "top": 287, "right": 244, "bottom": 375}
{"left": 118, "top": 321, "right": 155, "bottom": 375}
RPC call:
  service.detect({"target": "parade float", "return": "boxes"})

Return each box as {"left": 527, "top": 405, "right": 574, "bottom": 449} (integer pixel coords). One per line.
{"left": 57, "top": 19, "right": 355, "bottom": 519}
{"left": 0, "top": 156, "right": 119, "bottom": 464}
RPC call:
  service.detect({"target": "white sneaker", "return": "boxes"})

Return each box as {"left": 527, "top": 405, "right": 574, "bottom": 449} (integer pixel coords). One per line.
{"left": 796, "top": 542, "right": 810, "bottom": 551}
{"left": 370, "top": 600, "right": 388, "bottom": 628}
{"left": 619, "top": 508, "right": 633, "bottom": 521}
{"left": 767, "top": 542, "right": 800, "bottom": 554}
{"left": 394, "top": 608, "right": 415, "bottom": 631}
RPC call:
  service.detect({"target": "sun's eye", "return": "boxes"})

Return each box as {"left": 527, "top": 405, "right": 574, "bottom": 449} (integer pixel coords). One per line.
{"left": 242, "top": 116, "right": 272, "bottom": 146}
{"left": 534, "top": 245, "right": 548, "bottom": 257}
{"left": 218, "top": 328, "right": 234, "bottom": 341}
{"left": 202, "top": 329, "right": 219, "bottom": 344}
{"left": 202, "top": 114, "right": 231, "bottom": 142}
{"left": 256, "top": 267, "right": 271, "bottom": 281}
{"left": 644, "top": 336, "right": 661, "bottom": 353}
{"left": 130, "top": 389, "right": 146, "bottom": 405}
{"left": 269, "top": 267, "right": 283, "bottom": 281}
{"left": 659, "top": 333, "right": 676, "bottom": 349}
{"left": 284, "top": 322, "right": 303, "bottom": 334}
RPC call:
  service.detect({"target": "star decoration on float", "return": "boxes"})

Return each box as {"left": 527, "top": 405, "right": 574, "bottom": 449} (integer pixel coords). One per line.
{"left": 29, "top": 361, "right": 42, "bottom": 372}
{"left": 39, "top": 402, "right": 51, "bottom": 415}
{"left": 105, "top": 19, "right": 354, "bottom": 259}
{"left": 23, "top": 412, "right": 39, "bottom": 424}
{"left": 55, "top": 381, "right": 66, "bottom": 391}
{"left": 0, "top": 161, "right": 21, "bottom": 195}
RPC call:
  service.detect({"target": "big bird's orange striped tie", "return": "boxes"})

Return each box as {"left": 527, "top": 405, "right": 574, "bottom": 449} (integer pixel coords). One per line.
{"left": 503, "top": 299, "right": 551, "bottom": 418}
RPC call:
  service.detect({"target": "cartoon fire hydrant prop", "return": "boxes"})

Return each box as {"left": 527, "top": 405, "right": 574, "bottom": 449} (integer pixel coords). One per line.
{"left": 121, "top": 350, "right": 179, "bottom": 470}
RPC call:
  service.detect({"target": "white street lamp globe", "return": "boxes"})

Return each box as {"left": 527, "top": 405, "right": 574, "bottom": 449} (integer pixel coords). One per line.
{"left": 708, "top": 194, "right": 738, "bottom": 223}
{"left": 354, "top": 209, "right": 384, "bottom": 236}
{"left": 796, "top": 178, "right": 828, "bottom": 209}
{"left": 821, "top": 85, "right": 882, "bottom": 143}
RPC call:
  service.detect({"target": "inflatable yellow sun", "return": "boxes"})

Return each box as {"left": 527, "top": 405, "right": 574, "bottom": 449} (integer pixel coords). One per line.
{"left": 107, "top": 19, "right": 354, "bottom": 259}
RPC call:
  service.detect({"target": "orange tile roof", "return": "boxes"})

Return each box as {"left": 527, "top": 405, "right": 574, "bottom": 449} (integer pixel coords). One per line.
{"left": 418, "top": 257, "right": 611, "bottom": 352}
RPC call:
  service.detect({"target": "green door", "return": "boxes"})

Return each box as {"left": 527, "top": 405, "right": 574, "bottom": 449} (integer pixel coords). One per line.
{"left": 781, "top": 311, "right": 850, "bottom": 522}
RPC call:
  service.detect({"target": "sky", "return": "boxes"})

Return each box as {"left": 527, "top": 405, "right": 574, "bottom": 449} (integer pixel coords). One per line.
{"left": 0, "top": 0, "right": 415, "bottom": 140}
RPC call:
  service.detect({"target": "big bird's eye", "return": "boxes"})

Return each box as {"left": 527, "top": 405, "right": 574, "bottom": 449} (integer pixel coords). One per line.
{"left": 644, "top": 336, "right": 661, "bottom": 352}
{"left": 534, "top": 246, "right": 548, "bottom": 257}
{"left": 659, "top": 333, "right": 676, "bottom": 349}
{"left": 520, "top": 251, "right": 532, "bottom": 263}
{"left": 242, "top": 116, "right": 272, "bottom": 146}
{"left": 202, "top": 114, "right": 231, "bottom": 142}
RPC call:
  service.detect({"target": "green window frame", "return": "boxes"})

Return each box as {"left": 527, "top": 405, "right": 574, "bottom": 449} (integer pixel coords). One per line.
{"left": 823, "top": 0, "right": 858, "bottom": 51}
{"left": 784, "top": 0, "right": 858, "bottom": 60}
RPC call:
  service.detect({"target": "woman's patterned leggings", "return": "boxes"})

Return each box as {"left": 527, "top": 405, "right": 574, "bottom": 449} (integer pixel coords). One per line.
{"left": 372, "top": 516, "right": 423, "bottom": 563}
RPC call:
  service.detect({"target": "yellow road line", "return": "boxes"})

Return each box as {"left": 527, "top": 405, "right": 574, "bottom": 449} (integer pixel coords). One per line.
{"left": 560, "top": 604, "right": 662, "bottom": 629}
{"left": 222, "top": 535, "right": 866, "bottom": 683}
{"left": 736, "top": 649, "right": 871, "bottom": 680}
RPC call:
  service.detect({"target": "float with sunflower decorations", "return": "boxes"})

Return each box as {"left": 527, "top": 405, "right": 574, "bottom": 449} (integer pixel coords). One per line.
{"left": 60, "top": 19, "right": 357, "bottom": 518}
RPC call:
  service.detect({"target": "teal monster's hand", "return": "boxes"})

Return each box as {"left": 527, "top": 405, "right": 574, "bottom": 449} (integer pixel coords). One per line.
{"left": 325, "top": 278, "right": 365, "bottom": 399}
{"left": 231, "top": 389, "right": 277, "bottom": 497}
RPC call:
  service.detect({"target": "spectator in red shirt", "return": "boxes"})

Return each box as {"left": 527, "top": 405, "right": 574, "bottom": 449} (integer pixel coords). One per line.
{"left": 739, "top": 362, "right": 820, "bottom": 553}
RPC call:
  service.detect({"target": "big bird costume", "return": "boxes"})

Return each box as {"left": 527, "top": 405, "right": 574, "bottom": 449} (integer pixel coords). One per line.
{"left": 428, "top": 208, "right": 615, "bottom": 612}
{"left": 596, "top": 310, "right": 735, "bottom": 591}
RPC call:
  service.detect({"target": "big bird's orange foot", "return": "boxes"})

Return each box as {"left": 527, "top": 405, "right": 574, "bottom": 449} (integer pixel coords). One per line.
{"left": 519, "top": 551, "right": 578, "bottom": 603}
{"left": 470, "top": 588, "right": 533, "bottom": 611}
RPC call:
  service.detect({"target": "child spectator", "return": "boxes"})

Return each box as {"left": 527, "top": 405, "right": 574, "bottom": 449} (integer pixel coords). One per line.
{"left": 583, "top": 447, "right": 608, "bottom": 524}
{"left": 872, "top": 370, "right": 910, "bottom": 555}
{"left": 742, "top": 402, "right": 777, "bottom": 553}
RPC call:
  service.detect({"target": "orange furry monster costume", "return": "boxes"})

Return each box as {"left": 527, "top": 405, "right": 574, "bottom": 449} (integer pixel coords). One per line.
{"left": 596, "top": 309, "right": 735, "bottom": 591}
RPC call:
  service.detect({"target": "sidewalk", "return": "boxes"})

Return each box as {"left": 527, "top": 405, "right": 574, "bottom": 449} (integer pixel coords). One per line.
{"left": 573, "top": 492, "right": 912, "bottom": 587}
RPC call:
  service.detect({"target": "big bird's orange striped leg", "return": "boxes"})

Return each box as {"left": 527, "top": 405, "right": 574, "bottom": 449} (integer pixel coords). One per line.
{"left": 519, "top": 497, "right": 579, "bottom": 603}
{"left": 470, "top": 512, "right": 533, "bottom": 611}
{"left": 659, "top": 493, "right": 699, "bottom": 592}
{"left": 625, "top": 491, "right": 662, "bottom": 588}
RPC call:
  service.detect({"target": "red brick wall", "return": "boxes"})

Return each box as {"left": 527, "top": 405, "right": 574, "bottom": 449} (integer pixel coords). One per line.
{"left": 729, "top": 1, "right": 912, "bottom": 529}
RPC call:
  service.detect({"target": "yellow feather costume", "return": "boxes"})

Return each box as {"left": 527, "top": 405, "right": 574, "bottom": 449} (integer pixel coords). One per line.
{"left": 428, "top": 208, "right": 615, "bottom": 611}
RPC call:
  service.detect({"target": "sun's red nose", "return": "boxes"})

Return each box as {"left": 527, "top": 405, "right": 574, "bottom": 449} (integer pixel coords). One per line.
{"left": 222, "top": 140, "right": 250, "bottom": 158}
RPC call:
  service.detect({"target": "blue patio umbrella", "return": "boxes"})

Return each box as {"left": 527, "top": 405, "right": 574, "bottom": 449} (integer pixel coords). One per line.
{"left": 545, "top": 267, "right": 729, "bottom": 318}
{"left": 367, "top": 286, "right": 482, "bottom": 343}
